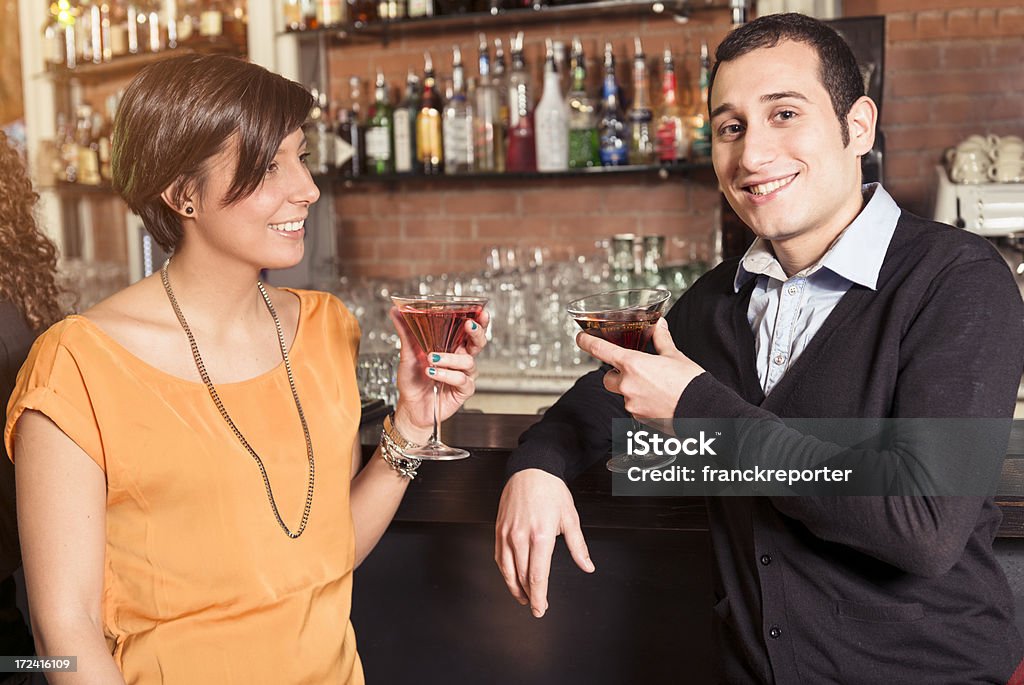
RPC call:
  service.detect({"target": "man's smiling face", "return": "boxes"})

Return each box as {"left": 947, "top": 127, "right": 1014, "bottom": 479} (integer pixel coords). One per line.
{"left": 710, "top": 40, "right": 873, "bottom": 250}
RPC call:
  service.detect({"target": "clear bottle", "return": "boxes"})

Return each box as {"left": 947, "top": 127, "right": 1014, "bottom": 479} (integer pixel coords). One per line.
{"left": 349, "top": 0, "right": 376, "bottom": 25}
{"left": 655, "top": 47, "right": 688, "bottom": 164}
{"left": 304, "top": 87, "right": 333, "bottom": 175}
{"left": 416, "top": 52, "right": 445, "bottom": 175}
{"left": 283, "top": 0, "right": 305, "bottom": 30}
{"left": 628, "top": 37, "right": 655, "bottom": 165}
{"left": 393, "top": 70, "right": 421, "bottom": 174}
{"left": 505, "top": 31, "right": 536, "bottom": 173}
{"left": 75, "top": 105, "right": 102, "bottom": 186}
{"left": 566, "top": 37, "right": 600, "bottom": 169}
{"left": 491, "top": 37, "right": 509, "bottom": 172}
{"left": 598, "top": 42, "right": 628, "bottom": 167}
{"left": 316, "top": 0, "right": 346, "bottom": 28}
{"left": 366, "top": 70, "right": 394, "bottom": 175}
{"left": 199, "top": 0, "right": 225, "bottom": 40}
{"left": 337, "top": 76, "right": 365, "bottom": 177}
{"left": 473, "top": 33, "right": 502, "bottom": 173}
{"left": 443, "top": 45, "right": 475, "bottom": 174}
{"left": 42, "top": 7, "right": 65, "bottom": 68}
{"left": 407, "top": 0, "right": 434, "bottom": 18}
{"left": 691, "top": 41, "right": 712, "bottom": 158}
{"left": 535, "top": 39, "right": 568, "bottom": 172}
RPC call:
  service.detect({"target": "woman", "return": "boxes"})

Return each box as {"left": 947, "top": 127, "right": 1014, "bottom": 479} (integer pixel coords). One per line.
{"left": 0, "top": 131, "right": 65, "bottom": 676}
{"left": 4, "top": 55, "right": 487, "bottom": 683}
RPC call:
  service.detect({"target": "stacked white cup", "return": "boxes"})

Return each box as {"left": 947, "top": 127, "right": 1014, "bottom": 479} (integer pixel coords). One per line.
{"left": 987, "top": 134, "right": 1024, "bottom": 183}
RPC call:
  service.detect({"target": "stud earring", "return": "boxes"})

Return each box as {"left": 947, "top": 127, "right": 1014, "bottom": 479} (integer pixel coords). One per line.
{"left": 185, "top": 206, "right": 194, "bottom": 215}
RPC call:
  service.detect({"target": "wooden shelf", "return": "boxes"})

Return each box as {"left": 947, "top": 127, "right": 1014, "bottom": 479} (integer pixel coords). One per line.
{"left": 285, "top": 0, "right": 726, "bottom": 44}
{"left": 48, "top": 41, "right": 244, "bottom": 84}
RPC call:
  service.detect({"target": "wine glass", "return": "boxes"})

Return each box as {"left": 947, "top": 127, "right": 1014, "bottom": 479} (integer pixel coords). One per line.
{"left": 566, "top": 288, "right": 674, "bottom": 473}
{"left": 391, "top": 294, "right": 489, "bottom": 460}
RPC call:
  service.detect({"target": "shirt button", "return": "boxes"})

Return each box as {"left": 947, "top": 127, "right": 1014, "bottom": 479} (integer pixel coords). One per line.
{"left": 773, "top": 354, "right": 786, "bottom": 366}
{"left": 787, "top": 285, "right": 798, "bottom": 295}
{"left": 760, "top": 554, "right": 772, "bottom": 566}
{"left": 769, "top": 626, "right": 782, "bottom": 639}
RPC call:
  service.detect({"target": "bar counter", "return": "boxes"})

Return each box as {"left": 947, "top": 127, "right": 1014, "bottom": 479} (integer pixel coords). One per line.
{"left": 351, "top": 414, "right": 1024, "bottom": 684}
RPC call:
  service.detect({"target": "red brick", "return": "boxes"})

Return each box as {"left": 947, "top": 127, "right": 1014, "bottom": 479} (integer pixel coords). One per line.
{"left": 977, "top": 9, "right": 999, "bottom": 37}
{"left": 402, "top": 217, "right": 473, "bottom": 239}
{"left": 520, "top": 187, "right": 607, "bottom": 215}
{"left": 880, "top": 99, "right": 932, "bottom": 127}
{"left": 997, "top": 8, "right": 1024, "bottom": 36}
{"left": 990, "top": 94, "right": 1024, "bottom": 121}
{"left": 914, "top": 11, "right": 949, "bottom": 40}
{"left": 942, "top": 43, "right": 989, "bottom": 69}
{"left": 336, "top": 192, "right": 375, "bottom": 216}
{"left": 603, "top": 183, "right": 688, "bottom": 213}
{"left": 443, "top": 190, "right": 519, "bottom": 215}
{"left": 946, "top": 9, "right": 978, "bottom": 38}
{"left": 337, "top": 238, "right": 378, "bottom": 261}
{"left": 391, "top": 191, "right": 443, "bottom": 216}
{"left": 888, "top": 70, "right": 1012, "bottom": 98}
{"left": 476, "top": 216, "right": 561, "bottom": 240}
{"left": 391, "top": 239, "right": 444, "bottom": 261}
{"left": 887, "top": 15, "right": 917, "bottom": 42}
{"left": 887, "top": 44, "right": 943, "bottom": 71}
{"left": 447, "top": 241, "right": 493, "bottom": 265}
{"left": 884, "top": 153, "right": 925, "bottom": 180}
{"left": 992, "top": 41, "right": 1024, "bottom": 65}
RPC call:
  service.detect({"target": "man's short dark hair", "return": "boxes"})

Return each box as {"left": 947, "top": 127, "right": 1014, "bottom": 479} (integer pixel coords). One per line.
{"left": 708, "top": 13, "right": 865, "bottom": 147}
{"left": 112, "top": 55, "right": 314, "bottom": 252}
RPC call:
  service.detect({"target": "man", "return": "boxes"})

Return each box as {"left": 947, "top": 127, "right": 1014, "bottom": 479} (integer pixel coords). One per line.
{"left": 495, "top": 13, "right": 1024, "bottom": 684}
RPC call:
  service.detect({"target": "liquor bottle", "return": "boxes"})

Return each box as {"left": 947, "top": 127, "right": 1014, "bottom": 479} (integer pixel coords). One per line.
{"left": 98, "top": 95, "right": 118, "bottom": 182}
{"left": 199, "top": 0, "right": 224, "bottom": 41}
{"left": 145, "top": 3, "right": 164, "bottom": 53}
{"left": 337, "top": 76, "right": 365, "bottom": 176}
{"left": 443, "top": 46, "right": 475, "bottom": 174}
{"left": 365, "top": 70, "right": 394, "bottom": 175}
{"left": 691, "top": 41, "right": 712, "bottom": 158}
{"left": 302, "top": 0, "right": 318, "bottom": 28}
{"left": 99, "top": 1, "right": 112, "bottom": 60}
{"left": 393, "top": 70, "right": 420, "bottom": 174}
{"left": 56, "top": 113, "right": 77, "bottom": 182}
{"left": 316, "top": 0, "right": 346, "bottom": 27}
{"left": 77, "top": 0, "right": 100, "bottom": 64}
{"left": 505, "top": 32, "right": 536, "bottom": 173}
{"left": 655, "top": 47, "right": 688, "bottom": 164}
{"left": 223, "top": 0, "right": 248, "bottom": 48}
{"left": 535, "top": 39, "right": 568, "bottom": 172}
{"left": 377, "top": 0, "right": 406, "bottom": 20}
{"left": 491, "top": 37, "right": 509, "bottom": 172}
{"left": 407, "top": 0, "right": 434, "bottom": 19}
{"left": 567, "top": 37, "right": 600, "bottom": 169}
{"left": 416, "top": 52, "right": 444, "bottom": 175}
{"left": 304, "top": 87, "right": 333, "bottom": 174}
{"left": 349, "top": 0, "right": 376, "bottom": 25}
{"left": 75, "top": 106, "right": 102, "bottom": 186}
{"left": 42, "top": 7, "right": 65, "bottom": 68}
{"left": 598, "top": 42, "right": 628, "bottom": 167}
{"left": 283, "top": 0, "right": 305, "bottom": 30}
{"left": 474, "top": 33, "right": 502, "bottom": 173}
{"left": 176, "top": 0, "right": 199, "bottom": 44}
{"left": 628, "top": 37, "right": 655, "bottom": 165}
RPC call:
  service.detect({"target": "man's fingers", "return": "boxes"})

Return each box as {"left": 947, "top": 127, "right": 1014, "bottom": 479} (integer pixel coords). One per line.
{"left": 526, "top": 532, "right": 557, "bottom": 618}
{"left": 495, "top": 537, "right": 529, "bottom": 605}
{"left": 562, "top": 515, "right": 595, "bottom": 574}
{"left": 603, "top": 368, "right": 623, "bottom": 395}
{"left": 651, "top": 316, "right": 678, "bottom": 357}
{"left": 576, "top": 331, "right": 624, "bottom": 368}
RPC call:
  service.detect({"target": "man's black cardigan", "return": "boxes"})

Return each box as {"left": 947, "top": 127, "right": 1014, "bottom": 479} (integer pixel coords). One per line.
{"left": 509, "top": 212, "right": 1024, "bottom": 683}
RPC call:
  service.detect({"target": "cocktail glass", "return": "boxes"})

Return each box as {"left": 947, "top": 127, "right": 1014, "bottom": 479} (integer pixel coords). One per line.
{"left": 566, "top": 288, "right": 674, "bottom": 473}
{"left": 391, "top": 294, "right": 489, "bottom": 460}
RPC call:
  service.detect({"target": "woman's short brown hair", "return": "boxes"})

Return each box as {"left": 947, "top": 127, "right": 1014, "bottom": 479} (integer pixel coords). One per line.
{"left": 112, "top": 55, "right": 313, "bottom": 252}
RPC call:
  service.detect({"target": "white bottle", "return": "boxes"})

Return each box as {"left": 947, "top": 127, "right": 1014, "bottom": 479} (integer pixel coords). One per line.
{"left": 535, "top": 39, "right": 569, "bottom": 172}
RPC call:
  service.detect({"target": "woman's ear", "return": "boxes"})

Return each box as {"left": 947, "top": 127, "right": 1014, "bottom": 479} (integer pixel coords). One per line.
{"left": 160, "top": 185, "right": 196, "bottom": 219}
{"left": 846, "top": 95, "right": 878, "bottom": 157}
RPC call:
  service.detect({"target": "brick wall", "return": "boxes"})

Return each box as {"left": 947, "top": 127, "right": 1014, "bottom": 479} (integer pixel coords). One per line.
{"left": 845, "top": 1, "right": 1024, "bottom": 215}
{"left": 326, "top": 9, "right": 733, "bottom": 278}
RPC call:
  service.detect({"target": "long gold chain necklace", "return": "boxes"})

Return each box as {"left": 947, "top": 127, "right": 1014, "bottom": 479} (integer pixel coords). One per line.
{"left": 160, "top": 258, "right": 314, "bottom": 539}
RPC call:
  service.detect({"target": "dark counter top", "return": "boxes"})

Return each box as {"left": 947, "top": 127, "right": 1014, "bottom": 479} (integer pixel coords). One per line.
{"left": 361, "top": 413, "right": 1024, "bottom": 538}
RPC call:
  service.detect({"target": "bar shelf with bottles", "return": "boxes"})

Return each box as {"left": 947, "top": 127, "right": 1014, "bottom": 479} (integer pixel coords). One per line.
{"left": 303, "top": 30, "right": 717, "bottom": 186}
{"left": 41, "top": 0, "right": 248, "bottom": 83}
{"left": 284, "top": 0, "right": 728, "bottom": 42}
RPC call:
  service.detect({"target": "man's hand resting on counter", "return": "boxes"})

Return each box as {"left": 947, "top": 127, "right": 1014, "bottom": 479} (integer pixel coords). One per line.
{"left": 495, "top": 469, "right": 595, "bottom": 618}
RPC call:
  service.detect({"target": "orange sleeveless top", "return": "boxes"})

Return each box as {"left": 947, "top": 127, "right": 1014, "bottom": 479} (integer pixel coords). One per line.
{"left": 5, "top": 289, "right": 365, "bottom": 684}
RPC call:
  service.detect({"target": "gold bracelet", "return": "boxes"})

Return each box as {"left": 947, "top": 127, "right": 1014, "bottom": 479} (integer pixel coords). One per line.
{"left": 380, "top": 413, "right": 421, "bottom": 479}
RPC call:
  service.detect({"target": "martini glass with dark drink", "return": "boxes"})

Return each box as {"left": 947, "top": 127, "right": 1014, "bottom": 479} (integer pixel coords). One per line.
{"left": 567, "top": 288, "right": 674, "bottom": 473}
{"left": 391, "top": 294, "right": 489, "bottom": 460}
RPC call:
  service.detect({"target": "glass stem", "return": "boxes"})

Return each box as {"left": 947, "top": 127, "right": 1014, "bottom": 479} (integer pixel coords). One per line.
{"left": 429, "top": 381, "right": 442, "bottom": 446}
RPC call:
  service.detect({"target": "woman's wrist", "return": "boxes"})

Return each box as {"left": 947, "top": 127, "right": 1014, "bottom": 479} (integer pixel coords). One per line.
{"left": 391, "top": 406, "right": 432, "bottom": 446}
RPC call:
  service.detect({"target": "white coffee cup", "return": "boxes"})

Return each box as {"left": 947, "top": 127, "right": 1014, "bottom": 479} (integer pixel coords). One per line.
{"left": 991, "top": 141, "right": 1024, "bottom": 161}
{"left": 952, "top": 159, "right": 990, "bottom": 184}
{"left": 988, "top": 160, "right": 1024, "bottom": 183}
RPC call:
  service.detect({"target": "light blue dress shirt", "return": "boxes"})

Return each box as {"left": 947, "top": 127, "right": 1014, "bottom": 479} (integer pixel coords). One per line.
{"left": 733, "top": 183, "right": 902, "bottom": 395}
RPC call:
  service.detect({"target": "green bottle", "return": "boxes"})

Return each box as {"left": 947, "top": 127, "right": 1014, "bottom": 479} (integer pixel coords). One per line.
{"left": 366, "top": 69, "right": 394, "bottom": 175}
{"left": 566, "top": 37, "right": 600, "bottom": 169}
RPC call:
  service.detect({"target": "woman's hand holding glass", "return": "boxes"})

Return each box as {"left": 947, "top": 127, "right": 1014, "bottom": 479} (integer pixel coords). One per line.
{"left": 389, "top": 306, "right": 490, "bottom": 446}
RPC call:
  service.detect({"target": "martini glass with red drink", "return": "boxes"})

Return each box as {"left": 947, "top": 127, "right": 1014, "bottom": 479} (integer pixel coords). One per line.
{"left": 391, "top": 294, "right": 489, "bottom": 460}
{"left": 567, "top": 288, "right": 674, "bottom": 472}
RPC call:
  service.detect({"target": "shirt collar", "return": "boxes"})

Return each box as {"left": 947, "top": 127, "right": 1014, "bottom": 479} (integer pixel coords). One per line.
{"left": 733, "top": 183, "right": 901, "bottom": 292}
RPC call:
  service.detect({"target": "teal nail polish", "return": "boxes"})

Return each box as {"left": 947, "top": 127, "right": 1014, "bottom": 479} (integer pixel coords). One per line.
{"left": 427, "top": 367, "right": 437, "bottom": 376}
{"left": 431, "top": 353, "right": 442, "bottom": 363}
{"left": 471, "top": 321, "right": 478, "bottom": 330}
